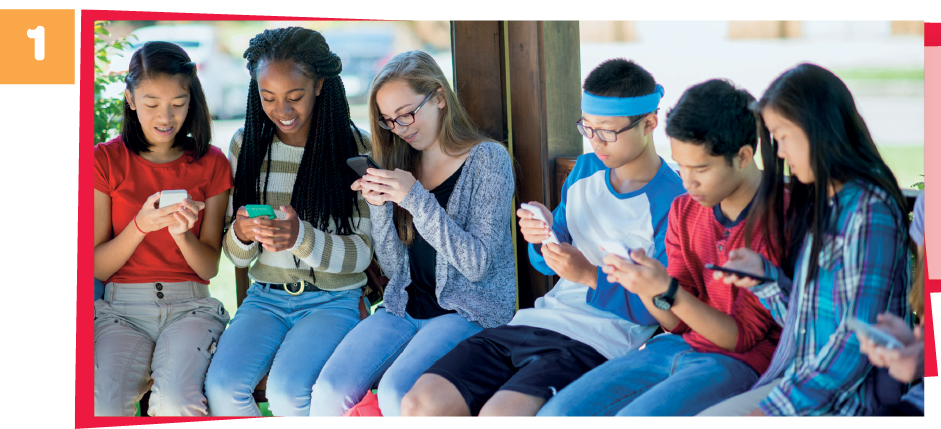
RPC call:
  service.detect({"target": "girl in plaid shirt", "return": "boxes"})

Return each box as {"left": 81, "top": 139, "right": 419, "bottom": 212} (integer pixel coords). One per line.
{"left": 700, "top": 63, "right": 913, "bottom": 416}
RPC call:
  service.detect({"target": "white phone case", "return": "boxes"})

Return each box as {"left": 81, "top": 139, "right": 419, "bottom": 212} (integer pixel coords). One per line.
{"left": 521, "top": 203, "right": 560, "bottom": 245}
{"left": 847, "top": 318, "right": 904, "bottom": 349}
{"left": 158, "top": 190, "right": 187, "bottom": 209}
{"left": 599, "top": 239, "right": 633, "bottom": 263}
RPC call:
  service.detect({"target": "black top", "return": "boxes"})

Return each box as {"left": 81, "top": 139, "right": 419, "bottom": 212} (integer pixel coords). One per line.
{"left": 405, "top": 162, "right": 466, "bottom": 319}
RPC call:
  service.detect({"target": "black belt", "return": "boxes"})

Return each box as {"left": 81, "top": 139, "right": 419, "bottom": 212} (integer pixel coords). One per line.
{"left": 255, "top": 280, "right": 322, "bottom": 296}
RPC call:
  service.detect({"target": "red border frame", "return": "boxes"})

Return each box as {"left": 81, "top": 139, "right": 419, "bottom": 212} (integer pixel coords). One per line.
{"left": 926, "top": 22, "right": 941, "bottom": 46}
{"left": 925, "top": 21, "right": 939, "bottom": 378}
{"left": 79, "top": 13, "right": 938, "bottom": 427}
{"left": 78, "top": 11, "right": 374, "bottom": 428}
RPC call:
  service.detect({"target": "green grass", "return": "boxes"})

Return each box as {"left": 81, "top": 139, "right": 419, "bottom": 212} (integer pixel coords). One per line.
{"left": 877, "top": 145, "right": 925, "bottom": 190}
{"left": 835, "top": 67, "right": 925, "bottom": 81}
{"left": 208, "top": 255, "right": 240, "bottom": 321}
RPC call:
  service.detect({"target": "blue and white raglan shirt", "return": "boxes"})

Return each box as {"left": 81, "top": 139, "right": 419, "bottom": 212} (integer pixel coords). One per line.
{"left": 508, "top": 153, "right": 686, "bottom": 359}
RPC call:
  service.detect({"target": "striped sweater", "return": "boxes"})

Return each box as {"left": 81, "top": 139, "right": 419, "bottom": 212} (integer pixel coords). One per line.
{"left": 222, "top": 127, "right": 373, "bottom": 291}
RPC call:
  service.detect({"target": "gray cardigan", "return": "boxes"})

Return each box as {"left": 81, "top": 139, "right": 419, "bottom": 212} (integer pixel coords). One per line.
{"left": 370, "top": 141, "right": 516, "bottom": 328}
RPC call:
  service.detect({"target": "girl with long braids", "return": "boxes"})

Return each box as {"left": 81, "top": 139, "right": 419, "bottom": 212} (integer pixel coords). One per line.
{"left": 309, "top": 51, "right": 516, "bottom": 416}
{"left": 203, "top": 27, "right": 372, "bottom": 416}
{"left": 698, "top": 63, "right": 913, "bottom": 416}
{"left": 94, "top": 41, "right": 232, "bottom": 416}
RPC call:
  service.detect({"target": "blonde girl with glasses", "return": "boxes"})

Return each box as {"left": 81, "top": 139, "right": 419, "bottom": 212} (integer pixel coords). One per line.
{"left": 309, "top": 50, "right": 516, "bottom": 416}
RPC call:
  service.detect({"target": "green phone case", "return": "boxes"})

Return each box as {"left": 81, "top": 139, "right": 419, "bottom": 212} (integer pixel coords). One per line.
{"left": 245, "top": 204, "right": 277, "bottom": 219}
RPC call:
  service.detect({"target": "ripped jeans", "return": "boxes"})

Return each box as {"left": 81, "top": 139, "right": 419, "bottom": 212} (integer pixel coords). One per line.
{"left": 94, "top": 281, "right": 229, "bottom": 416}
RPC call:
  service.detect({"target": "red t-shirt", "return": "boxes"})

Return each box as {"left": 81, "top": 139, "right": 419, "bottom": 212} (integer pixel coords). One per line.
{"left": 94, "top": 137, "right": 233, "bottom": 284}
{"left": 665, "top": 194, "right": 781, "bottom": 374}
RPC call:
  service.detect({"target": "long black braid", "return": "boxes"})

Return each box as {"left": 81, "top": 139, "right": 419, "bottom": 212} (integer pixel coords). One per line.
{"left": 232, "top": 27, "right": 367, "bottom": 250}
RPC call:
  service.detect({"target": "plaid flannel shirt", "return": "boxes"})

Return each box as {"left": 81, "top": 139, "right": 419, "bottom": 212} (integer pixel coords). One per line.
{"left": 749, "top": 180, "right": 912, "bottom": 416}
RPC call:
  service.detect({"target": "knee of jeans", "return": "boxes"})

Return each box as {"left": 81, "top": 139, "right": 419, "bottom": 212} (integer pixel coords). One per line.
{"left": 204, "top": 369, "right": 256, "bottom": 413}
{"left": 309, "top": 373, "right": 363, "bottom": 416}
{"left": 94, "top": 394, "right": 135, "bottom": 417}
{"left": 377, "top": 371, "right": 416, "bottom": 417}
{"left": 149, "top": 381, "right": 209, "bottom": 416}
{"left": 265, "top": 373, "right": 314, "bottom": 416}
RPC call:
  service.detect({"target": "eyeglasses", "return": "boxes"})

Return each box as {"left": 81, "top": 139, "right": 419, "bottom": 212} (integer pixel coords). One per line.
{"left": 377, "top": 90, "right": 438, "bottom": 130}
{"left": 576, "top": 112, "right": 654, "bottom": 142}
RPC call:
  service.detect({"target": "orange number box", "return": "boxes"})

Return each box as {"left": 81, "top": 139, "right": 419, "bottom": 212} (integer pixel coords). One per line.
{"left": 0, "top": 9, "right": 74, "bottom": 84}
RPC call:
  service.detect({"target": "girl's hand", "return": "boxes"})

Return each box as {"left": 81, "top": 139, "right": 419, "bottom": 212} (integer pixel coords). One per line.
{"left": 713, "top": 248, "right": 766, "bottom": 288}
{"left": 168, "top": 196, "right": 206, "bottom": 237}
{"left": 232, "top": 206, "right": 257, "bottom": 244}
{"left": 251, "top": 205, "right": 301, "bottom": 252}
{"left": 517, "top": 201, "right": 553, "bottom": 244}
{"left": 359, "top": 168, "right": 417, "bottom": 204}
{"left": 859, "top": 326, "right": 924, "bottom": 383}
{"left": 352, "top": 178, "right": 386, "bottom": 206}
{"left": 135, "top": 192, "right": 180, "bottom": 234}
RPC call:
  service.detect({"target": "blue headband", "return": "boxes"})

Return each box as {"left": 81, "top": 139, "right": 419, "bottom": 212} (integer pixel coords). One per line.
{"left": 581, "top": 84, "right": 665, "bottom": 117}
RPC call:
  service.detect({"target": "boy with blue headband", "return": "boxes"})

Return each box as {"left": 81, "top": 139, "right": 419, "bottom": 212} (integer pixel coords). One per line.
{"left": 537, "top": 79, "right": 782, "bottom": 416}
{"left": 399, "top": 59, "right": 684, "bottom": 416}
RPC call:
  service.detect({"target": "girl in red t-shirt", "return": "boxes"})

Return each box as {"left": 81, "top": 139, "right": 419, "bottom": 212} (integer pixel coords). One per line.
{"left": 93, "top": 41, "right": 233, "bottom": 416}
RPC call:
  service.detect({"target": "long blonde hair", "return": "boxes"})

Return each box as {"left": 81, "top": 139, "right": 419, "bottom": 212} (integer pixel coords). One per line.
{"left": 368, "top": 50, "right": 488, "bottom": 245}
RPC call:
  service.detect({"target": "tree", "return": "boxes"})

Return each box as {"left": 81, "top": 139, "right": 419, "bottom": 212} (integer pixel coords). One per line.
{"left": 94, "top": 22, "right": 135, "bottom": 144}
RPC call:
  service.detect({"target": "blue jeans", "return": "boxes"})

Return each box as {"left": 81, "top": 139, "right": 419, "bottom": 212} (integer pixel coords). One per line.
{"left": 309, "top": 308, "right": 483, "bottom": 416}
{"left": 204, "top": 283, "right": 361, "bottom": 416}
{"left": 537, "top": 333, "right": 759, "bottom": 416}
{"left": 94, "top": 278, "right": 105, "bottom": 301}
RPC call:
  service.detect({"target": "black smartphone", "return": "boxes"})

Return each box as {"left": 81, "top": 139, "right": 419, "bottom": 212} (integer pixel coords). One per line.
{"left": 346, "top": 155, "right": 380, "bottom": 177}
{"left": 704, "top": 263, "right": 774, "bottom": 284}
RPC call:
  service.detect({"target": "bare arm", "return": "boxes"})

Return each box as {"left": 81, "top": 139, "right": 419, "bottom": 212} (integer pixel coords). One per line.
{"left": 93, "top": 190, "right": 176, "bottom": 280}
{"left": 602, "top": 250, "right": 740, "bottom": 351}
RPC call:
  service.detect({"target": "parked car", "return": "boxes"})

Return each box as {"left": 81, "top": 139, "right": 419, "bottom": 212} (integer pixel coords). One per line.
{"left": 107, "top": 24, "right": 249, "bottom": 119}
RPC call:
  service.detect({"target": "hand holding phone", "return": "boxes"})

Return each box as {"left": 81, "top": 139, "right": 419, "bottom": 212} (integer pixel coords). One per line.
{"left": 245, "top": 204, "right": 277, "bottom": 220}
{"left": 346, "top": 155, "right": 381, "bottom": 177}
{"left": 847, "top": 317, "right": 905, "bottom": 350}
{"left": 158, "top": 189, "right": 187, "bottom": 209}
{"left": 519, "top": 203, "right": 560, "bottom": 245}
{"left": 599, "top": 239, "right": 634, "bottom": 263}
{"left": 705, "top": 263, "right": 773, "bottom": 284}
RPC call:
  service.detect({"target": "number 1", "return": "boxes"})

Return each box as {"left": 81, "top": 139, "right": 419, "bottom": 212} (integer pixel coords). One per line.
{"left": 26, "top": 26, "right": 45, "bottom": 61}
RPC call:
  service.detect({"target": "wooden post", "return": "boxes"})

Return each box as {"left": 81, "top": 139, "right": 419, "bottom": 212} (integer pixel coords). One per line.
{"left": 451, "top": 21, "right": 582, "bottom": 309}
{"left": 507, "top": 21, "right": 583, "bottom": 307}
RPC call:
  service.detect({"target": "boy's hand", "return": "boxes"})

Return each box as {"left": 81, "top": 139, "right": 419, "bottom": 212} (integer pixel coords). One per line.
{"left": 542, "top": 242, "right": 597, "bottom": 288}
{"left": 714, "top": 248, "right": 766, "bottom": 287}
{"left": 602, "top": 248, "right": 671, "bottom": 299}
{"left": 517, "top": 201, "right": 553, "bottom": 244}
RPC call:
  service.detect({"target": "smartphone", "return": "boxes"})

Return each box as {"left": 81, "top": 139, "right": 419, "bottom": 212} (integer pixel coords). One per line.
{"left": 846, "top": 317, "right": 904, "bottom": 350}
{"left": 245, "top": 204, "right": 277, "bottom": 220}
{"left": 520, "top": 203, "right": 560, "bottom": 245}
{"left": 158, "top": 190, "right": 187, "bottom": 209}
{"left": 346, "top": 155, "right": 381, "bottom": 177}
{"left": 704, "top": 263, "right": 774, "bottom": 284}
{"left": 599, "top": 240, "right": 634, "bottom": 263}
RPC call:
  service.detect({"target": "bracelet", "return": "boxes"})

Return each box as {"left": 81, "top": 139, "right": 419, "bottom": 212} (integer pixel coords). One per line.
{"left": 133, "top": 217, "right": 148, "bottom": 235}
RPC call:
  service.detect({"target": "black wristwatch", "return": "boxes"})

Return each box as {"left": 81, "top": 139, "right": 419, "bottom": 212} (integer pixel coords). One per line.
{"left": 652, "top": 277, "right": 679, "bottom": 311}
